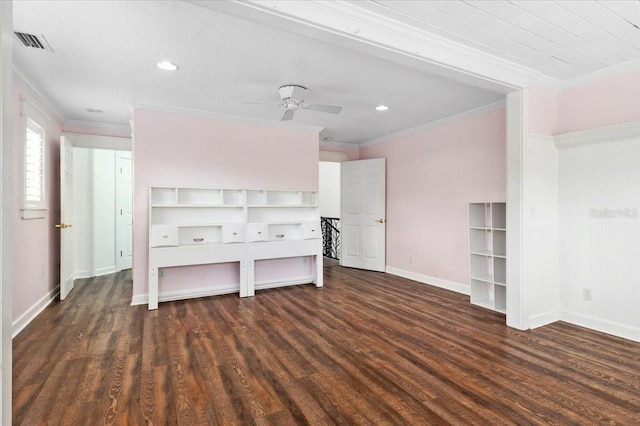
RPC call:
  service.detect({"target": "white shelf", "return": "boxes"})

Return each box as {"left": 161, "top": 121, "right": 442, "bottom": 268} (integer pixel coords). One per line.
{"left": 148, "top": 187, "right": 323, "bottom": 310}
{"left": 470, "top": 274, "right": 493, "bottom": 283}
{"left": 152, "top": 204, "right": 244, "bottom": 208}
{"left": 469, "top": 202, "right": 507, "bottom": 314}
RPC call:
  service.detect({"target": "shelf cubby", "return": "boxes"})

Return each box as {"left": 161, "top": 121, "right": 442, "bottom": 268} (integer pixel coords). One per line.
{"left": 148, "top": 187, "right": 323, "bottom": 310}
{"left": 468, "top": 202, "right": 507, "bottom": 314}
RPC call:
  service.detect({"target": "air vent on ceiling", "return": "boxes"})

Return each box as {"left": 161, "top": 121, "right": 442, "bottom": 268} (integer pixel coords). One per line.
{"left": 13, "top": 32, "right": 53, "bottom": 52}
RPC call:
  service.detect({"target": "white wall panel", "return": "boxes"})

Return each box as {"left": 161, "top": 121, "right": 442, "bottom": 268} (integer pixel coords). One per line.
{"left": 92, "top": 149, "right": 116, "bottom": 276}
{"left": 558, "top": 137, "right": 640, "bottom": 341}
{"left": 72, "top": 148, "right": 93, "bottom": 278}
{"left": 318, "top": 161, "right": 341, "bottom": 218}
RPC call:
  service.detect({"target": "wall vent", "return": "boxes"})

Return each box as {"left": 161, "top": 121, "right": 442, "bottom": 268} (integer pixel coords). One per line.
{"left": 13, "top": 32, "right": 53, "bottom": 52}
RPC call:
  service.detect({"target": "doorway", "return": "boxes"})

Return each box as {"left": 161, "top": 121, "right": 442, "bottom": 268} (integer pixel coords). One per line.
{"left": 73, "top": 147, "right": 132, "bottom": 278}
{"left": 319, "top": 160, "right": 342, "bottom": 261}
{"left": 63, "top": 133, "right": 132, "bottom": 282}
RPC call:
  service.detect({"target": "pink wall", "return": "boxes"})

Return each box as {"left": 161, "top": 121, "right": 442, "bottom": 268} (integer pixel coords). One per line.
{"left": 132, "top": 108, "right": 320, "bottom": 299}
{"left": 530, "top": 68, "right": 640, "bottom": 135}
{"left": 360, "top": 108, "right": 507, "bottom": 287}
{"left": 12, "top": 78, "right": 62, "bottom": 322}
{"left": 529, "top": 84, "right": 559, "bottom": 135}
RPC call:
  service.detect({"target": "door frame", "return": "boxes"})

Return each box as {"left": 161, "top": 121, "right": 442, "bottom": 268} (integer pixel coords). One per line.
{"left": 63, "top": 134, "right": 133, "bottom": 279}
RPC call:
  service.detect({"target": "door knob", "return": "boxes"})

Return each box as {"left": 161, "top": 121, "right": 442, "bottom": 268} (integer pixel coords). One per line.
{"left": 55, "top": 223, "right": 72, "bottom": 229}
{"left": 374, "top": 218, "right": 385, "bottom": 224}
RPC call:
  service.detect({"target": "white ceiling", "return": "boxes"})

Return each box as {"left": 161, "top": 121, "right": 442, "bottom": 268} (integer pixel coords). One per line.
{"left": 12, "top": 1, "right": 640, "bottom": 145}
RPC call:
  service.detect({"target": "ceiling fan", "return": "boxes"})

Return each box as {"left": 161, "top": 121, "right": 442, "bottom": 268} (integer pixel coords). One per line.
{"left": 242, "top": 85, "right": 342, "bottom": 121}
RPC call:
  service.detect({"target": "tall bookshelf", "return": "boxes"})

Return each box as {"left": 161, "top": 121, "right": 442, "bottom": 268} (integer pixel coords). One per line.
{"left": 468, "top": 202, "right": 506, "bottom": 313}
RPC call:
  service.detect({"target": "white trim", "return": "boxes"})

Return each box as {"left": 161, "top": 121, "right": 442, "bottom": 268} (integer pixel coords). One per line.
{"left": 254, "top": 276, "right": 315, "bottom": 290}
{"left": 94, "top": 266, "right": 116, "bottom": 277}
{"left": 12, "top": 284, "right": 60, "bottom": 338}
{"left": 74, "top": 270, "right": 92, "bottom": 280}
{"left": 196, "top": 1, "right": 554, "bottom": 90}
{"left": 560, "top": 58, "right": 640, "bottom": 91}
{"left": 130, "top": 276, "right": 317, "bottom": 306}
{"left": 361, "top": 100, "right": 506, "bottom": 147}
{"left": 64, "top": 120, "right": 131, "bottom": 136}
{"left": 20, "top": 208, "right": 47, "bottom": 220}
{"left": 63, "top": 132, "right": 132, "bottom": 151}
{"left": 527, "top": 133, "right": 555, "bottom": 142}
{"left": 13, "top": 65, "right": 65, "bottom": 123}
{"left": 528, "top": 310, "right": 559, "bottom": 330}
{"left": 131, "top": 285, "right": 241, "bottom": 306}
{"left": 554, "top": 121, "right": 640, "bottom": 150}
{"left": 505, "top": 89, "right": 528, "bottom": 330}
{"left": 319, "top": 140, "right": 359, "bottom": 149}
{"left": 131, "top": 103, "right": 324, "bottom": 133}
{"left": 386, "top": 266, "right": 470, "bottom": 295}
{"left": 560, "top": 310, "right": 640, "bottom": 343}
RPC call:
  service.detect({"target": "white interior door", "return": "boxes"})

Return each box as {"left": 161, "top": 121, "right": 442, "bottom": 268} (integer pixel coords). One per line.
{"left": 59, "top": 136, "right": 74, "bottom": 299}
{"left": 115, "top": 152, "right": 133, "bottom": 271}
{"left": 341, "top": 158, "right": 386, "bottom": 271}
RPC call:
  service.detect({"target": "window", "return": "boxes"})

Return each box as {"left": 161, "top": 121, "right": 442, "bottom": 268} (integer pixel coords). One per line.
{"left": 21, "top": 100, "right": 47, "bottom": 219}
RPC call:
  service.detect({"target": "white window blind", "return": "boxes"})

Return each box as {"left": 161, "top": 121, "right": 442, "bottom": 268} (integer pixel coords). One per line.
{"left": 24, "top": 118, "right": 45, "bottom": 208}
{"left": 20, "top": 98, "right": 48, "bottom": 219}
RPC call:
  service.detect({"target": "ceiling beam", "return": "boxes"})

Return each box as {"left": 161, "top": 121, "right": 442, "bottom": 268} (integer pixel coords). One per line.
{"left": 191, "top": 0, "right": 561, "bottom": 92}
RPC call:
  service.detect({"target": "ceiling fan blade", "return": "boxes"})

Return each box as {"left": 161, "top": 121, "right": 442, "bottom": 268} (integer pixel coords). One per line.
{"left": 302, "top": 103, "right": 342, "bottom": 114}
{"left": 281, "top": 109, "right": 295, "bottom": 121}
{"left": 241, "top": 101, "right": 284, "bottom": 106}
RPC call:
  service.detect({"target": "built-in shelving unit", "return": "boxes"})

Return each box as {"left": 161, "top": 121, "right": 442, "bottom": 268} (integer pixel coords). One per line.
{"left": 468, "top": 202, "right": 506, "bottom": 313}
{"left": 148, "top": 187, "right": 323, "bottom": 310}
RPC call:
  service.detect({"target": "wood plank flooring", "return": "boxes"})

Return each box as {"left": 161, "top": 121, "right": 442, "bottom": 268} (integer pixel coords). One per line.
{"left": 13, "top": 262, "right": 640, "bottom": 425}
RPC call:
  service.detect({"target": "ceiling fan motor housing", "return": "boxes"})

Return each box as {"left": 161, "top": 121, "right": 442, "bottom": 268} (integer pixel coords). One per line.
{"left": 279, "top": 85, "right": 307, "bottom": 102}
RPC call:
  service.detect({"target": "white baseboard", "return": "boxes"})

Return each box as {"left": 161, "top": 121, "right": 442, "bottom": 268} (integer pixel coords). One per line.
{"left": 130, "top": 284, "right": 241, "bottom": 306}
{"left": 528, "top": 309, "right": 559, "bottom": 329}
{"left": 560, "top": 310, "right": 640, "bottom": 343}
{"left": 94, "top": 266, "right": 116, "bottom": 277}
{"left": 385, "top": 266, "right": 470, "bottom": 295}
{"left": 12, "top": 284, "right": 60, "bottom": 338}
{"left": 254, "top": 276, "right": 314, "bottom": 290}
{"left": 131, "top": 277, "right": 316, "bottom": 306}
{"left": 74, "top": 270, "right": 92, "bottom": 280}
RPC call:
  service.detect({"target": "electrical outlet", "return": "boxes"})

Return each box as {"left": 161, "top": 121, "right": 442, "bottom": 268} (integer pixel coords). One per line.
{"left": 583, "top": 288, "right": 592, "bottom": 301}
{"left": 409, "top": 256, "right": 413, "bottom": 264}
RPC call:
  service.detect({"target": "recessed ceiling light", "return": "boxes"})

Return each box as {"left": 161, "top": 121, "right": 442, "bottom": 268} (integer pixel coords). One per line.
{"left": 375, "top": 105, "right": 389, "bottom": 111}
{"left": 323, "top": 136, "right": 333, "bottom": 141}
{"left": 86, "top": 108, "right": 104, "bottom": 113}
{"left": 157, "top": 60, "right": 178, "bottom": 71}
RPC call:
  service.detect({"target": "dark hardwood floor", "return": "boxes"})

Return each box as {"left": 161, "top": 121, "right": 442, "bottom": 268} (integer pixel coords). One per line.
{"left": 13, "top": 261, "right": 640, "bottom": 425}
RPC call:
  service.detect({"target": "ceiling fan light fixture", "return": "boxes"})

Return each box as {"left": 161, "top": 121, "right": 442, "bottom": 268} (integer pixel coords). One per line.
{"left": 376, "top": 105, "right": 389, "bottom": 111}
{"left": 157, "top": 60, "right": 178, "bottom": 71}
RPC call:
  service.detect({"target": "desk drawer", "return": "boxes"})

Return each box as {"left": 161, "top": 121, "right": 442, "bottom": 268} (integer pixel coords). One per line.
{"left": 248, "top": 223, "right": 269, "bottom": 242}
{"left": 222, "top": 224, "right": 245, "bottom": 244}
{"left": 150, "top": 225, "right": 178, "bottom": 247}
{"left": 302, "top": 222, "right": 321, "bottom": 239}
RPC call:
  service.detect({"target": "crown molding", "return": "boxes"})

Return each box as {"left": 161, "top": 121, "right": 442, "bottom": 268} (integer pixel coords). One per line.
{"left": 319, "top": 140, "right": 359, "bottom": 149}
{"left": 13, "top": 65, "right": 65, "bottom": 123}
{"left": 554, "top": 121, "right": 640, "bottom": 150}
{"left": 200, "top": 0, "right": 559, "bottom": 91}
{"left": 131, "top": 103, "right": 324, "bottom": 133}
{"left": 63, "top": 120, "right": 132, "bottom": 136}
{"left": 559, "top": 59, "right": 640, "bottom": 91}
{"left": 63, "top": 132, "right": 132, "bottom": 151}
{"left": 360, "top": 100, "right": 506, "bottom": 148}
